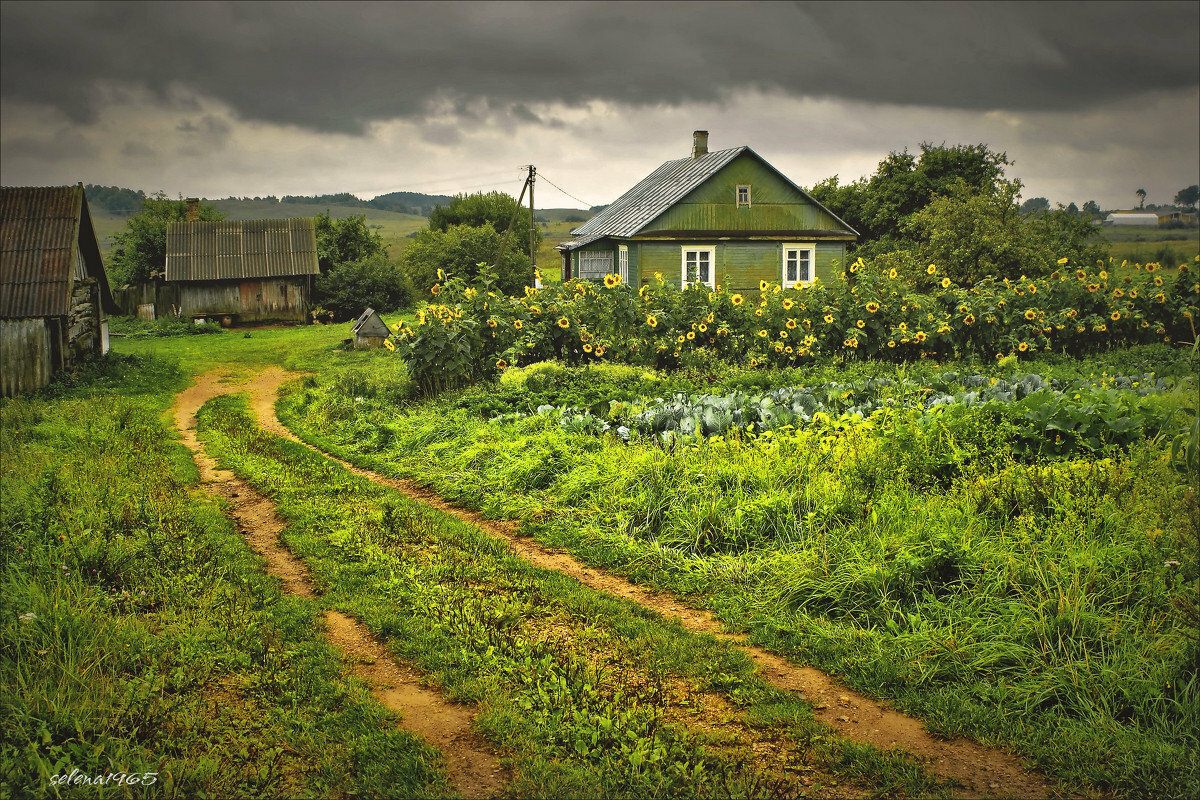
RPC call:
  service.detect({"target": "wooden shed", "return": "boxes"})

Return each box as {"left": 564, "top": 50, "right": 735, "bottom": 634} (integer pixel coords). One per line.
{"left": 1, "top": 184, "right": 116, "bottom": 397}
{"left": 351, "top": 308, "right": 391, "bottom": 349}
{"left": 557, "top": 131, "right": 858, "bottom": 292}
{"left": 165, "top": 218, "right": 320, "bottom": 324}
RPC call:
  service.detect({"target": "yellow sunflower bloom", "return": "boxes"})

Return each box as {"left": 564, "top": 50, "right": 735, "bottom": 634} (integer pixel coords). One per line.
{"left": 514, "top": 320, "right": 523, "bottom": 330}
{"left": 927, "top": 264, "right": 937, "bottom": 275}
{"left": 866, "top": 302, "right": 880, "bottom": 313}
{"left": 732, "top": 294, "right": 744, "bottom": 305}
{"left": 782, "top": 298, "right": 794, "bottom": 310}
{"left": 1024, "top": 309, "right": 1037, "bottom": 320}
{"left": 824, "top": 314, "right": 834, "bottom": 324}
{"left": 856, "top": 319, "right": 865, "bottom": 328}
{"left": 786, "top": 319, "right": 797, "bottom": 329}
{"left": 558, "top": 317, "right": 570, "bottom": 328}
{"left": 888, "top": 268, "right": 899, "bottom": 279}
{"left": 941, "top": 277, "right": 951, "bottom": 288}
{"left": 964, "top": 314, "right": 975, "bottom": 325}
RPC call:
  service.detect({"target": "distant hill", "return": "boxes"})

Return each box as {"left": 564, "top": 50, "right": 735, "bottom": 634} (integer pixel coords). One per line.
{"left": 368, "top": 191, "right": 456, "bottom": 216}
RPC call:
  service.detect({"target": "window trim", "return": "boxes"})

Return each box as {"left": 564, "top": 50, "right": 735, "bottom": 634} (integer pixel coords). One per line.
{"left": 781, "top": 243, "right": 816, "bottom": 289}
{"left": 736, "top": 184, "right": 751, "bottom": 208}
{"left": 618, "top": 245, "right": 629, "bottom": 284}
{"left": 681, "top": 245, "right": 717, "bottom": 290}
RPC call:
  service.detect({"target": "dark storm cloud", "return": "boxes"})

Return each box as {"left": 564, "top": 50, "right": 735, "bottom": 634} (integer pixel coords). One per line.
{"left": 3, "top": 1, "right": 1197, "bottom": 135}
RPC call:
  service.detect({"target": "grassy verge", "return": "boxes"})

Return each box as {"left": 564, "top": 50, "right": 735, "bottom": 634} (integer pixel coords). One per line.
{"left": 197, "top": 392, "right": 950, "bottom": 799}
{"left": 279, "top": 346, "right": 1200, "bottom": 799}
{"left": 1, "top": 355, "right": 446, "bottom": 799}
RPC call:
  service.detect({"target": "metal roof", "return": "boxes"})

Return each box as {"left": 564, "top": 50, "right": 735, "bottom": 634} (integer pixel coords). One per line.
{"left": 0, "top": 185, "right": 114, "bottom": 318}
{"left": 559, "top": 146, "right": 858, "bottom": 251}
{"left": 166, "top": 218, "right": 320, "bottom": 281}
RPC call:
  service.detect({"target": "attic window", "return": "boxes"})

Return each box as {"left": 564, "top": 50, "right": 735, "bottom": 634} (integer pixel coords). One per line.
{"left": 736, "top": 185, "right": 751, "bottom": 207}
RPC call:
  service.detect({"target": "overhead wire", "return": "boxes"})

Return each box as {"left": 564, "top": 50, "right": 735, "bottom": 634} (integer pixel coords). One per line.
{"left": 536, "top": 173, "right": 593, "bottom": 209}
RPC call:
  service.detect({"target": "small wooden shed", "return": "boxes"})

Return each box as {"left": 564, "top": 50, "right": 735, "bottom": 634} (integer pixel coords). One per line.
{"left": 351, "top": 308, "right": 391, "bottom": 349}
{"left": 1, "top": 184, "right": 116, "bottom": 396}
{"left": 165, "top": 218, "right": 320, "bottom": 324}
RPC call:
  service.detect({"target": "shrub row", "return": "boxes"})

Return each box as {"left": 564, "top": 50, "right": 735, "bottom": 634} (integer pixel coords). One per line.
{"left": 392, "top": 258, "right": 1199, "bottom": 394}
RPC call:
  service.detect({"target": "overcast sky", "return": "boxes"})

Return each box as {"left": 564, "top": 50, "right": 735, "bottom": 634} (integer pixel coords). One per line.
{"left": 2, "top": 1, "right": 1197, "bottom": 210}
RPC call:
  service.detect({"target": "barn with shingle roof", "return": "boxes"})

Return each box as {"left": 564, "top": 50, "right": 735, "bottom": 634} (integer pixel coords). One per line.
{"left": 165, "top": 213, "right": 320, "bottom": 324}
{"left": 1, "top": 184, "right": 116, "bottom": 396}
{"left": 557, "top": 132, "right": 857, "bottom": 292}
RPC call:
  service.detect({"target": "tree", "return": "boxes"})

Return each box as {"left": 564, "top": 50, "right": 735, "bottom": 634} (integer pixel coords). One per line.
{"left": 1019, "top": 197, "right": 1050, "bottom": 215}
{"left": 1136, "top": 188, "right": 1147, "bottom": 209}
{"left": 1082, "top": 200, "right": 1102, "bottom": 218}
{"left": 1065, "top": 202, "right": 1080, "bottom": 215}
{"left": 428, "top": 191, "right": 541, "bottom": 257}
{"left": 808, "top": 142, "right": 1012, "bottom": 256}
{"left": 400, "top": 223, "right": 531, "bottom": 298}
{"left": 314, "top": 212, "right": 388, "bottom": 273}
{"left": 1174, "top": 185, "right": 1199, "bottom": 210}
{"left": 313, "top": 253, "right": 412, "bottom": 321}
{"left": 109, "top": 193, "right": 224, "bottom": 286}
{"left": 904, "top": 179, "right": 1107, "bottom": 286}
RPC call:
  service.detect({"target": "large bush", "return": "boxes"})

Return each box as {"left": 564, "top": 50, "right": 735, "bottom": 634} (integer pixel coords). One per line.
{"left": 428, "top": 191, "right": 541, "bottom": 257}
{"left": 313, "top": 253, "right": 413, "bottom": 322}
{"left": 400, "top": 223, "right": 532, "bottom": 299}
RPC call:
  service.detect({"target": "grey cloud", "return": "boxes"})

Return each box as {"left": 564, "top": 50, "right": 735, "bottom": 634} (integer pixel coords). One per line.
{"left": 2, "top": 1, "right": 1196, "bottom": 136}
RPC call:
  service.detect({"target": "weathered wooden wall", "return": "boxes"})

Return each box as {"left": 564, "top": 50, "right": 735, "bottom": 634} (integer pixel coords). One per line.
{"left": 66, "top": 277, "right": 101, "bottom": 366}
{"left": 112, "top": 278, "right": 309, "bottom": 323}
{"left": 1, "top": 318, "right": 53, "bottom": 396}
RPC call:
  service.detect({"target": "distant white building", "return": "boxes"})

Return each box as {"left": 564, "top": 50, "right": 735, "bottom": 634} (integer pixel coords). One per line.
{"left": 1104, "top": 212, "right": 1159, "bottom": 226}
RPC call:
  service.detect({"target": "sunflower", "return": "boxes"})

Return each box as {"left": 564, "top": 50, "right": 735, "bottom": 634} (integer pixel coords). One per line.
{"left": 941, "top": 277, "right": 952, "bottom": 289}
{"left": 699, "top": 323, "right": 708, "bottom": 333}
{"left": 583, "top": 343, "right": 593, "bottom": 353}
{"left": 514, "top": 320, "right": 523, "bottom": 330}
{"left": 913, "top": 331, "right": 927, "bottom": 343}
{"left": 755, "top": 308, "right": 764, "bottom": 317}
{"left": 926, "top": 264, "right": 937, "bottom": 275}
{"left": 677, "top": 335, "right": 686, "bottom": 343}
{"left": 785, "top": 346, "right": 794, "bottom": 353}
{"left": 964, "top": 314, "right": 975, "bottom": 325}
{"left": 430, "top": 283, "right": 441, "bottom": 296}
{"left": 1113, "top": 288, "right": 1124, "bottom": 298}
{"left": 496, "top": 359, "right": 508, "bottom": 370}
{"left": 1028, "top": 284, "right": 1037, "bottom": 294}
{"left": 888, "top": 268, "right": 899, "bottom": 279}
{"left": 1110, "top": 311, "right": 1121, "bottom": 321}
{"left": 1076, "top": 270, "right": 1087, "bottom": 280}
{"left": 1057, "top": 257, "right": 1070, "bottom": 265}
{"left": 759, "top": 280, "right": 770, "bottom": 291}
{"left": 779, "top": 330, "right": 788, "bottom": 339}
{"left": 898, "top": 322, "right": 907, "bottom": 332}
{"left": 758, "top": 329, "right": 769, "bottom": 338}
{"left": 1154, "top": 276, "right": 1164, "bottom": 286}
{"left": 1066, "top": 309, "right": 1077, "bottom": 318}
{"left": 646, "top": 315, "right": 658, "bottom": 327}
{"left": 856, "top": 319, "right": 865, "bottom": 328}
{"left": 749, "top": 358, "right": 759, "bottom": 368}
{"left": 1153, "top": 293, "right": 1166, "bottom": 303}
{"left": 774, "top": 343, "right": 784, "bottom": 353}
{"left": 1099, "top": 270, "right": 1108, "bottom": 280}
{"left": 686, "top": 331, "right": 695, "bottom": 340}
{"left": 1129, "top": 289, "right": 1138, "bottom": 298}
{"left": 824, "top": 314, "right": 834, "bottom": 324}
{"left": 866, "top": 302, "right": 880, "bottom": 313}
{"left": 604, "top": 274, "right": 620, "bottom": 288}
{"left": 557, "top": 317, "right": 570, "bottom": 328}
{"left": 844, "top": 338, "right": 859, "bottom": 348}
{"left": 384, "top": 339, "right": 395, "bottom": 352}
{"left": 782, "top": 298, "right": 794, "bottom": 310}
{"left": 732, "top": 294, "right": 744, "bottom": 305}
{"left": 1146, "top": 263, "right": 1158, "bottom": 273}
{"left": 1024, "top": 309, "right": 1037, "bottom": 320}
{"left": 786, "top": 319, "right": 797, "bottom": 329}
{"left": 1018, "top": 342, "right": 1028, "bottom": 352}
{"left": 887, "top": 340, "right": 896, "bottom": 348}
{"left": 1087, "top": 284, "right": 1100, "bottom": 293}
{"left": 487, "top": 318, "right": 498, "bottom": 328}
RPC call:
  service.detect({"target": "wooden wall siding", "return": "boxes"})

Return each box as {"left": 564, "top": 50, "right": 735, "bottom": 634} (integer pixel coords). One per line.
{"left": 635, "top": 241, "right": 845, "bottom": 292}
{"left": 177, "top": 278, "right": 309, "bottom": 323}
{"left": 637, "top": 155, "right": 844, "bottom": 235}
{"left": 66, "top": 278, "right": 101, "bottom": 365}
{"left": 1, "top": 318, "right": 52, "bottom": 396}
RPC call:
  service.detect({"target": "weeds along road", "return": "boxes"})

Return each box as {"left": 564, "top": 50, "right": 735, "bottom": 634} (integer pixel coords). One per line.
{"left": 178, "top": 367, "right": 1060, "bottom": 800}
{"left": 174, "top": 371, "right": 507, "bottom": 799}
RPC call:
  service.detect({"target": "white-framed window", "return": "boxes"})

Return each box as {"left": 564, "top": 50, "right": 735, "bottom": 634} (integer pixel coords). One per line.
{"left": 578, "top": 250, "right": 614, "bottom": 281}
{"left": 681, "top": 246, "right": 716, "bottom": 289}
{"left": 618, "top": 245, "right": 629, "bottom": 284}
{"left": 782, "top": 244, "right": 815, "bottom": 289}
{"left": 736, "top": 185, "right": 751, "bottom": 207}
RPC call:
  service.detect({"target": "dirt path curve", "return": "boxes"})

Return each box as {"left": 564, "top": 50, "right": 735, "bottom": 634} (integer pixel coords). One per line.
{"left": 174, "top": 370, "right": 507, "bottom": 799}
{"left": 249, "top": 368, "right": 1058, "bottom": 800}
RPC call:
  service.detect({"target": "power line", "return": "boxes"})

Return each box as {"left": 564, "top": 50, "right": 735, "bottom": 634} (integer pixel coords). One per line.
{"left": 537, "top": 173, "right": 593, "bottom": 209}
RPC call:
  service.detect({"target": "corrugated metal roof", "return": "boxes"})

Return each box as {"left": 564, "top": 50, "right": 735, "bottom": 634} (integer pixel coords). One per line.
{"left": 560, "top": 146, "right": 858, "bottom": 251}
{"left": 1, "top": 186, "right": 83, "bottom": 318}
{"left": 166, "top": 218, "right": 320, "bottom": 281}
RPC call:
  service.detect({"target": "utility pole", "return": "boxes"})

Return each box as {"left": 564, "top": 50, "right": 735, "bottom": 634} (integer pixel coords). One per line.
{"left": 528, "top": 165, "right": 539, "bottom": 288}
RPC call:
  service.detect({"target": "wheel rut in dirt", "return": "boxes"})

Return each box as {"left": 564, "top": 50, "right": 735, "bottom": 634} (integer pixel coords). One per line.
{"left": 248, "top": 367, "right": 1056, "bottom": 799}
{"left": 174, "top": 371, "right": 508, "bottom": 800}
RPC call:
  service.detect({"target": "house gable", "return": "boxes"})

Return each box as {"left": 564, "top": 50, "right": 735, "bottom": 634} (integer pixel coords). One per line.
{"left": 635, "top": 151, "right": 855, "bottom": 239}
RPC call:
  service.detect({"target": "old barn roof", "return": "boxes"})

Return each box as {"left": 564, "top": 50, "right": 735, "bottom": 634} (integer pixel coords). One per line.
{"left": 166, "top": 218, "right": 320, "bottom": 282}
{"left": 0, "top": 185, "right": 114, "bottom": 318}
{"left": 560, "top": 146, "right": 858, "bottom": 250}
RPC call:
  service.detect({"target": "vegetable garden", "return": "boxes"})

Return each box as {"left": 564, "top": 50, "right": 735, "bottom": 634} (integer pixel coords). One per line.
{"left": 279, "top": 257, "right": 1199, "bottom": 797}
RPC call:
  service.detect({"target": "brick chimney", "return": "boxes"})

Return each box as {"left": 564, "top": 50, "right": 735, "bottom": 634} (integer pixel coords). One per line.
{"left": 692, "top": 130, "right": 709, "bottom": 159}
{"left": 185, "top": 198, "right": 199, "bottom": 221}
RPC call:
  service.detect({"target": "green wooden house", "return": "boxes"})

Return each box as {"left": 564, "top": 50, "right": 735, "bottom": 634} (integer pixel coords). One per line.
{"left": 557, "top": 132, "right": 857, "bottom": 292}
